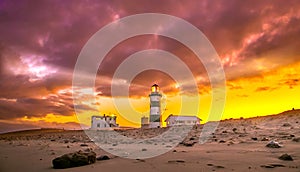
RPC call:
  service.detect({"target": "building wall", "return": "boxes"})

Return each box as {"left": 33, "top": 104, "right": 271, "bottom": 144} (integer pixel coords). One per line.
{"left": 165, "top": 117, "right": 200, "bottom": 127}
{"left": 91, "top": 116, "right": 117, "bottom": 129}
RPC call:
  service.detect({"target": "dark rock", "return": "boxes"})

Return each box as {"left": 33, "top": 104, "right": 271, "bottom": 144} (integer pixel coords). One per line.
{"left": 219, "top": 140, "right": 226, "bottom": 143}
{"left": 168, "top": 159, "right": 185, "bottom": 163}
{"left": 279, "top": 154, "right": 293, "bottom": 161}
{"left": 215, "top": 165, "right": 225, "bottom": 168}
{"left": 266, "top": 141, "right": 282, "bottom": 148}
{"left": 261, "top": 165, "right": 275, "bottom": 168}
{"left": 141, "top": 148, "right": 147, "bottom": 151}
{"left": 52, "top": 150, "right": 96, "bottom": 169}
{"left": 96, "top": 155, "right": 110, "bottom": 161}
{"left": 80, "top": 143, "right": 88, "bottom": 147}
{"left": 282, "top": 123, "right": 291, "bottom": 127}
{"left": 251, "top": 137, "right": 258, "bottom": 141}
{"left": 181, "top": 140, "right": 196, "bottom": 147}
{"left": 292, "top": 137, "right": 300, "bottom": 142}
{"left": 260, "top": 164, "right": 285, "bottom": 168}
{"left": 261, "top": 137, "right": 269, "bottom": 141}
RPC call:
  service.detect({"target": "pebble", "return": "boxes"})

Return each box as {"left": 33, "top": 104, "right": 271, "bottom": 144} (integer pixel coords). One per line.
{"left": 279, "top": 153, "right": 293, "bottom": 161}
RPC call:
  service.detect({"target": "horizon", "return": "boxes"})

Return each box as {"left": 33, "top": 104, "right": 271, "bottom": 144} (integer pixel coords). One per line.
{"left": 1, "top": 0, "right": 300, "bottom": 133}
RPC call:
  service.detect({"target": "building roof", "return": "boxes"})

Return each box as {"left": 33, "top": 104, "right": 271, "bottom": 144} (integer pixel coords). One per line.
{"left": 164, "top": 114, "right": 201, "bottom": 122}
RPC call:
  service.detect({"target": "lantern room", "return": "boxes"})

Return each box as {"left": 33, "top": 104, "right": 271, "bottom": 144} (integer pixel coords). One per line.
{"left": 151, "top": 84, "right": 159, "bottom": 93}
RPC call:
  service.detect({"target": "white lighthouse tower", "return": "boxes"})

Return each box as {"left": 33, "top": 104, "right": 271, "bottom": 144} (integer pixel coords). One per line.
{"left": 149, "top": 84, "right": 162, "bottom": 128}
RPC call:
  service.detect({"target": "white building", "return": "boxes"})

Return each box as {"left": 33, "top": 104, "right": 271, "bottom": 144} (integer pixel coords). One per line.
{"left": 141, "top": 116, "right": 149, "bottom": 128}
{"left": 91, "top": 115, "right": 118, "bottom": 129}
{"left": 165, "top": 114, "right": 201, "bottom": 127}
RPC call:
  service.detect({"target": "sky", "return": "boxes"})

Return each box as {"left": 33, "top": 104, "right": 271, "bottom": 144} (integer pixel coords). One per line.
{"left": 0, "top": 0, "right": 300, "bottom": 132}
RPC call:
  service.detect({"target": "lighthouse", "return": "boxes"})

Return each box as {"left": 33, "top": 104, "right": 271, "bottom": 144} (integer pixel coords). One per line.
{"left": 149, "top": 84, "right": 162, "bottom": 128}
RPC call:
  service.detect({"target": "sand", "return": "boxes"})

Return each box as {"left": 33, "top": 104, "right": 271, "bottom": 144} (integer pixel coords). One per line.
{"left": 0, "top": 110, "right": 300, "bottom": 172}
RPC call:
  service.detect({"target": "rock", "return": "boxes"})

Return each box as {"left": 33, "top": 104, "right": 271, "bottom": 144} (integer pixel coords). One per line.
{"left": 52, "top": 150, "right": 96, "bottom": 169}
{"left": 219, "top": 140, "right": 226, "bottom": 143}
{"left": 141, "top": 148, "right": 147, "bottom": 151}
{"left": 80, "top": 143, "right": 88, "bottom": 147}
{"left": 96, "top": 155, "right": 110, "bottom": 161}
{"left": 292, "top": 137, "right": 300, "bottom": 142}
{"left": 168, "top": 159, "right": 185, "bottom": 163}
{"left": 266, "top": 141, "right": 282, "bottom": 148}
{"left": 279, "top": 154, "right": 293, "bottom": 161}
{"left": 232, "top": 128, "right": 237, "bottom": 133}
{"left": 282, "top": 123, "right": 291, "bottom": 127}
{"left": 251, "top": 137, "right": 258, "bottom": 141}
{"left": 182, "top": 140, "right": 196, "bottom": 147}
{"left": 260, "top": 164, "right": 285, "bottom": 168}
{"left": 261, "top": 137, "right": 269, "bottom": 141}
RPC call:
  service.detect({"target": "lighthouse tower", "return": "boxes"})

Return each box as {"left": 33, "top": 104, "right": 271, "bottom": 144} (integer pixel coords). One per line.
{"left": 149, "top": 84, "right": 162, "bottom": 128}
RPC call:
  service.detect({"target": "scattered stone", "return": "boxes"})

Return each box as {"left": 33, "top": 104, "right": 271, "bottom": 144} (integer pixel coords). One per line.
{"left": 84, "top": 148, "right": 92, "bottom": 152}
{"left": 141, "top": 148, "right": 147, "bottom": 151}
{"left": 251, "top": 137, "right": 258, "bottom": 141}
{"left": 232, "top": 128, "right": 237, "bottom": 133}
{"left": 67, "top": 145, "right": 70, "bottom": 148}
{"left": 279, "top": 154, "right": 293, "bottom": 161}
{"left": 96, "top": 155, "right": 110, "bottom": 161}
{"left": 182, "top": 141, "right": 196, "bottom": 147}
{"left": 172, "top": 150, "right": 177, "bottom": 152}
{"left": 222, "top": 130, "right": 227, "bottom": 133}
{"left": 219, "top": 140, "right": 226, "bottom": 143}
{"left": 207, "top": 163, "right": 214, "bottom": 166}
{"left": 290, "top": 134, "right": 295, "bottom": 137}
{"left": 112, "top": 143, "right": 118, "bottom": 146}
{"left": 282, "top": 123, "right": 291, "bottom": 127}
{"left": 215, "top": 165, "right": 225, "bottom": 168}
{"left": 227, "top": 141, "right": 234, "bottom": 146}
{"left": 168, "top": 159, "right": 185, "bottom": 163}
{"left": 261, "top": 137, "right": 269, "bottom": 141}
{"left": 189, "top": 137, "right": 196, "bottom": 141}
{"left": 135, "top": 159, "right": 145, "bottom": 162}
{"left": 52, "top": 150, "right": 96, "bottom": 169}
{"left": 260, "top": 164, "right": 285, "bottom": 168}
{"left": 64, "top": 140, "right": 69, "bottom": 144}
{"left": 50, "top": 139, "right": 56, "bottom": 142}
{"left": 269, "top": 164, "right": 285, "bottom": 167}
{"left": 266, "top": 140, "right": 282, "bottom": 148}
{"left": 292, "top": 137, "right": 300, "bottom": 142}
{"left": 80, "top": 143, "right": 88, "bottom": 147}
{"left": 261, "top": 165, "right": 275, "bottom": 168}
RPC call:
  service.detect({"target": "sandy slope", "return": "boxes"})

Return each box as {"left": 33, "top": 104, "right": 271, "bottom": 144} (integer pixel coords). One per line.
{"left": 0, "top": 110, "right": 299, "bottom": 172}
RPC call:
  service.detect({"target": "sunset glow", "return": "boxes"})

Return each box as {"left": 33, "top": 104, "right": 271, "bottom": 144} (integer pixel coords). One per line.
{"left": 0, "top": 0, "right": 300, "bottom": 133}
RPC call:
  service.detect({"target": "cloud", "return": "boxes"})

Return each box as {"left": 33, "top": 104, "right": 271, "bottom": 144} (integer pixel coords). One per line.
{"left": 0, "top": 0, "right": 300, "bottom": 129}
{"left": 279, "top": 78, "right": 300, "bottom": 89}
{"left": 255, "top": 86, "right": 278, "bottom": 92}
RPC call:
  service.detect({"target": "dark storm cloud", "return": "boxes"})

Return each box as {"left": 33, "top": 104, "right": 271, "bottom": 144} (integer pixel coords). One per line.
{"left": 0, "top": 0, "right": 300, "bottom": 122}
